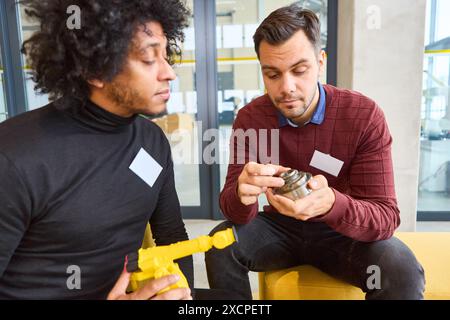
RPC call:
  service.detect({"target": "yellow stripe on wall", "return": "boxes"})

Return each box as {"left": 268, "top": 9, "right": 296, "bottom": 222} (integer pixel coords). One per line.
{"left": 2, "top": 50, "right": 449, "bottom": 71}
{"left": 425, "top": 49, "right": 450, "bottom": 54}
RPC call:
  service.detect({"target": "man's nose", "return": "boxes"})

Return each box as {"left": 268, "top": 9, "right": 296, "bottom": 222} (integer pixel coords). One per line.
{"left": 280, "top": 75, "right": 296, "bottom": 95}
{"left": 159, "top": 59, "right": 177, "bottom": 81}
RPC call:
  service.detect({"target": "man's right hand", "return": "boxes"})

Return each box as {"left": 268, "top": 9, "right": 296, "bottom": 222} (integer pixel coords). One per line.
{"left": 237, "top": 162, "right": 290, "bottom": 206}
{"left": 107, "top": 270, "right": 192, "bottom": 300}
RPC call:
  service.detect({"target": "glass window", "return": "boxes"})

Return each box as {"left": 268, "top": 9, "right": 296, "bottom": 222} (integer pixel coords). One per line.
{"left": 418, "top": 0, "right": 450, "bottom": 216}
{"left": 215, "top": 0, "right": 329, "bottom": 211}
{"left": 155, "top": 0, "right": 202, "bottom": 206}
{"left": 435, "top": 0, "right": 450, "bottom": 42}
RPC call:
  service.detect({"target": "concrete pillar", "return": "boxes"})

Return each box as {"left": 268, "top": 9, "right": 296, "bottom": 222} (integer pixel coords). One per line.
{"left": 337, "top": 0, "right": 427, "bottom": 231}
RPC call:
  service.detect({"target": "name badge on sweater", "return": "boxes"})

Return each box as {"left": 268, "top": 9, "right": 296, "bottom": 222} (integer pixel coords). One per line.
{"left": 310, "top": 150, "right": 344, "bottom": 177}
{"left": 129, "top": 148, "right": 163, "bottom": 187}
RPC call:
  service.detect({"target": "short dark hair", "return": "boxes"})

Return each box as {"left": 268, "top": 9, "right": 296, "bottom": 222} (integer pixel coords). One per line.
{"left": 21, "top": 0, "right": 190, "bottom": 102}
{"left": 253, "top": 4, "right": 321, "bottom": 58}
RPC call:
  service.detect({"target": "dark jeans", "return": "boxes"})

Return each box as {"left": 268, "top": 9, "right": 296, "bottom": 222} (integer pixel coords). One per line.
{"left": 205, "top": 212, "right": 425, "bottom": 300}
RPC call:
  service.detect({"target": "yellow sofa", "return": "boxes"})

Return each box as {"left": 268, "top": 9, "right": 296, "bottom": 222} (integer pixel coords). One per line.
{"left": 259, "top": 232, "right": 450, "bottom": 300}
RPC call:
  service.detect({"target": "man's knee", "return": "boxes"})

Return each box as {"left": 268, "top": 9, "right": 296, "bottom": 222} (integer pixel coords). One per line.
{"left": 208, "top": 217, "right": 267, "bottom": 249}
{"left": 205, "top": 217, "right": 267, "bottom": 265}
{"left": 208, "top": 221, "right": 234, "bottom": 237}
{"left": 205, "top": 221, "right": 237, "bottom": 264}
{"left": 367, "top": 238, "right": 425, "bottom": 299}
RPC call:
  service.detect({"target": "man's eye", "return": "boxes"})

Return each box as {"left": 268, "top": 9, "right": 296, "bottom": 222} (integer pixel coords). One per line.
{"left": 143, "top": 60, "right": 155, "bottom": 66}
{"left": 267, "top": 74, "right": 279, "bottom": 79}
{"left": 294, "top": 69, "right": 307, "bottom": 75}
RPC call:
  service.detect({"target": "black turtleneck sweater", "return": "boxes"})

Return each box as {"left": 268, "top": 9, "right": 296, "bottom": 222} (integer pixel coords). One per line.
{"left": 0, "top": 97, "right": 193, "bottom": 299}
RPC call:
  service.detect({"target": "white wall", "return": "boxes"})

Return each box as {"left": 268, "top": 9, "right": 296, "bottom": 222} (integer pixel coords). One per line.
{"left": 337, "top": 0, "right": 427, "bottom": 231}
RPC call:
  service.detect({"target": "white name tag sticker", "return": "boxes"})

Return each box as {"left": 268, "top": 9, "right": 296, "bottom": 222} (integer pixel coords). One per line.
{"left": 310, "top": 150, "right": 344, "bottom": 177}
{"left": 129, "top": 148, "right": 163, "bottom": 187}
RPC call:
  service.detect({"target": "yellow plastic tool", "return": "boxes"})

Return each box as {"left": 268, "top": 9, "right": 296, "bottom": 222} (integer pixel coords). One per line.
{"left": 126, "top": 227, "right": 237, "bottom": 294}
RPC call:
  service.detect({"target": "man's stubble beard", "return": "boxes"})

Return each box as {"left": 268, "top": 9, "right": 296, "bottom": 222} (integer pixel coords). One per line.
{"left": 105, "top": 80, "right": 162, "bottom": 117}
{"left": 276, "top": 86, "right": 317, "bottom": 120}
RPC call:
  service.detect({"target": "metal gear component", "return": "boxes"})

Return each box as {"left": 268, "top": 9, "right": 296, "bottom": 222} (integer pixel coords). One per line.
{"left": 274, "top": 169, "right": 312, "bottom": 201}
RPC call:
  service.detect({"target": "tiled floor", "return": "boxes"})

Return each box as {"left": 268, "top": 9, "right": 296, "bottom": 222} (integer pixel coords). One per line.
{"left": 184, "top": 219, "right": 450, "bottom": 291}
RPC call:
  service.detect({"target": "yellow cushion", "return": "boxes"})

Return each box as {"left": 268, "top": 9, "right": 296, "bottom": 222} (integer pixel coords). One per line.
{"left": 141, "top": 223, "right": 155, "bottom": 249}
{"left": 259, "top": 232, "right": 450, "bottom": 300}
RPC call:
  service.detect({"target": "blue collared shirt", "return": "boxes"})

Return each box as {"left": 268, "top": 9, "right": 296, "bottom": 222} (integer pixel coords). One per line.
{"left": 278, "top": 82, "right": 326, "bottom": 128}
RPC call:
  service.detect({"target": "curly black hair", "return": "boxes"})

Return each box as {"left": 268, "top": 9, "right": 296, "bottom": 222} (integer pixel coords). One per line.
{"left": 21, "top": 0, "right": 190, "bottom": 102}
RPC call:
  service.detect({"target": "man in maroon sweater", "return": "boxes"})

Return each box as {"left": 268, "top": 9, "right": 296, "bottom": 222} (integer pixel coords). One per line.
{"left": 205, "top": 4, "right": 425, "bottom": 300}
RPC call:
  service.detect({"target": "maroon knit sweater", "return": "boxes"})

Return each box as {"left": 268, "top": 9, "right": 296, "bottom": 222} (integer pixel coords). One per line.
{"left": 220, "top": 84, "right": 400, "bottom": 242}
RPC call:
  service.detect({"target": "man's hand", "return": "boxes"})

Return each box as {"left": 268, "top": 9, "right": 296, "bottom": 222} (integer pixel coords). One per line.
{"left": 237, "top": 162, "right": 290, "bottom": 206}
{"left": 266, "top": 175, "right": 336, "bottom": 221}
{"left": 107, "top": 270, "right": 192, "bottom": 300}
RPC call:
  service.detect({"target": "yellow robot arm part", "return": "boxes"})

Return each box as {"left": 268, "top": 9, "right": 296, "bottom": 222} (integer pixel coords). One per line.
{"left": 126, "top": 227, "right": 237, "bottom": 293}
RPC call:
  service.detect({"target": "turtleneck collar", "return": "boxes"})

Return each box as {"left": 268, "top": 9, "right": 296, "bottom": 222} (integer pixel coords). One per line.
{"left": 60, "top": 97, "right": 138, "bottom": 133}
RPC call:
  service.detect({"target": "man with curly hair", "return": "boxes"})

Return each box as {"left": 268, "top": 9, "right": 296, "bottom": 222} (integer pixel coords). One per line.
{"left": 0, "top": 0, "right": 194, "bottom": 300}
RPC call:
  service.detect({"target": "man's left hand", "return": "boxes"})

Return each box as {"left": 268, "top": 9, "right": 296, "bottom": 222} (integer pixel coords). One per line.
{"left": 266, "top": 175, "right": 336, "bottom": 221}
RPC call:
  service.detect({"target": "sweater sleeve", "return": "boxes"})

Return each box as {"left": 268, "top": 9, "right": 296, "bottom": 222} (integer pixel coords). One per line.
{"left": 313, "top": 106, "right": 400, "bottom": 242}
{"left": 219, "top": 111, "right": 259, "bottom": 225}
{"left": 149, "top": 145, "right": 194, "bottom": 289}
{"left": 0, "top": 152, "right": 32, "bottom": 279}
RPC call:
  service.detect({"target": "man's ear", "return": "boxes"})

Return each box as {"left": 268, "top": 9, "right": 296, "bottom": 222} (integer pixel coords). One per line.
{"left": 87, "top": 79, "right": 105, "bottom": 89}
{"left": 318, "top": 50, "right": 326, "bottom": 77}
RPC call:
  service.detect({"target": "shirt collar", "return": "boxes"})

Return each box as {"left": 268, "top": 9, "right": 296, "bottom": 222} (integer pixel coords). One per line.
{"left": 59, "top": 97, "right": 137, "bottom": 133}
{"left": 278, "top": 82, "right": 326, "bottom": 128}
